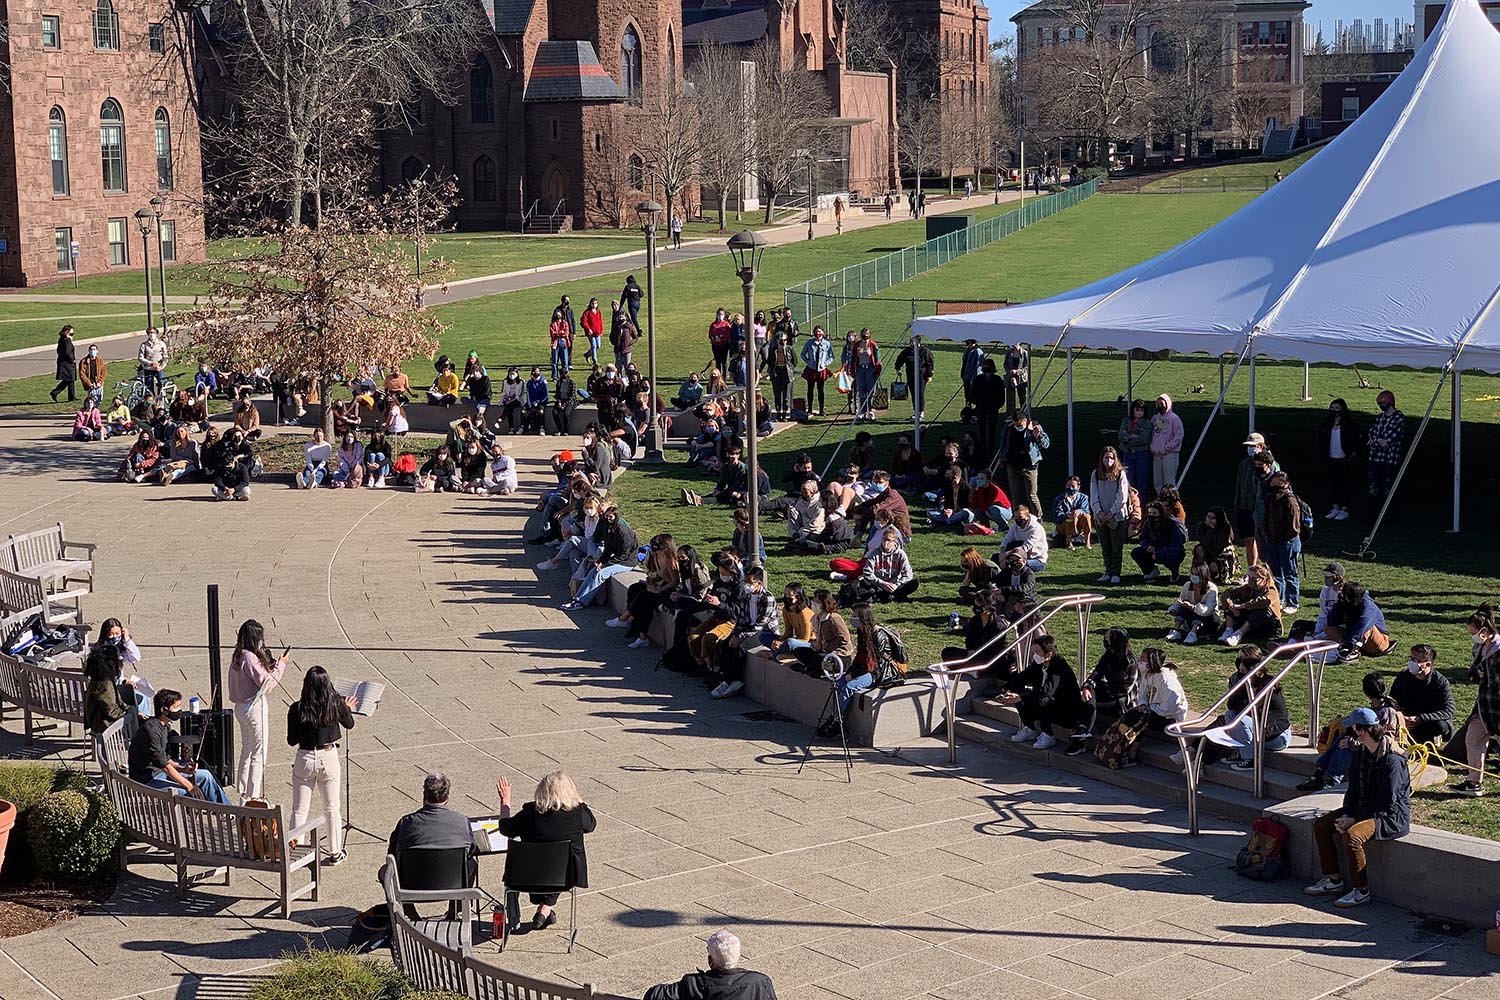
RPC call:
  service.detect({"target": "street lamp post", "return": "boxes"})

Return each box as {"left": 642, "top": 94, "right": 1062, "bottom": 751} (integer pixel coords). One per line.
{"left": 635, "top": 199, "right": 664, "bottom": 462}
{"left": 727, "top": 230, "right": 768, "bottom": 566}
{"left": 806, "top": 156, "right": 815, "bottom": 242}
{"left": 133, "top": 208, "right": 155, "bottom": 333}
{"left": 149, "top": 195, "right": 167, "bottom": 325}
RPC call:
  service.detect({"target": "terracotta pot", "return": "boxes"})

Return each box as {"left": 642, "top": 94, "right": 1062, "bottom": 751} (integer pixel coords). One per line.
{"left": 0, "top": 799, "right": 15, "bottom": 880}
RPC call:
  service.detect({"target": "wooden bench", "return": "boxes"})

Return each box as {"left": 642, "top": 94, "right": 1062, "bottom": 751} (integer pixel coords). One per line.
{"left": 0, "top": 565, "right": 86, "bottom": 632}
{"left": 101, "top": 766, "right": 326, "bottom": 918}
{"left": 1, "top": 523, "right": 95, "bottom": 597}
{"left": 0, "top": 650, "right": 87, "bottom": 743}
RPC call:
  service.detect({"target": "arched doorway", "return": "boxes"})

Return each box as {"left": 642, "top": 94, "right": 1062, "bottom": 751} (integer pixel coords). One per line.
{"left": 544, "top": 169, "right": 565, "bottom": 210}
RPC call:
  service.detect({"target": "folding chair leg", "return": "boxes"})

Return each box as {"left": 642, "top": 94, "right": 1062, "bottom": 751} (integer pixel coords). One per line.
{"left": 567, "top": 887, "right": 577, "bottom": 954}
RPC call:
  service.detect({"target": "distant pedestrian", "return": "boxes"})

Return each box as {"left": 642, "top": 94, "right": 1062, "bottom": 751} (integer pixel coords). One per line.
{"left": 580, "top": 297, "right": 604, "bottom": 364}
{"left": 620, "top": 275, "right": 644, "bottom": 327}
{"left": 670, "top": 213, "right": 683, "bottom": 249}
{"left": 908, "top": 191, "right": 917, "bottom": 218}
{"left": 833, "top": 196, "right": 844, "bottom": 235}
{"left": 917, "top": 190, "right": 927, "bottom": 217}
{"left": 964, "top": 178, "right": 973, "bottom": 199}
{"left": 960, "top": 338, "right": 984, "bottom": 411}
{"left": 138, "top": 327, "right": 168, "bottom": 397}
{"left": 883, "top": 192, "right": 892, "bottom": 218}
{"left": 1149, "top": 394, "right": 1185, "bottom": 493}
{"left": 51, "top": 324, "right": 77, "bottom": 403}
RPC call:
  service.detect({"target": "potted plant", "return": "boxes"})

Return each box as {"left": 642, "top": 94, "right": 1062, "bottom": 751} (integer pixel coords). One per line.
{"left": 0, "top": 799, "right": 16, "bottom": 879}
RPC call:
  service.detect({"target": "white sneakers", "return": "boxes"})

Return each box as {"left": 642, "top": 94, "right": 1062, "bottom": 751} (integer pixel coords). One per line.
{"left": 1011, "top": 726, "right": 1038, "bottom": 743}
{"left": 1222, "top": 629, "right": 1244, "bottom": 647}
{"left": 605, "top": 617, "right": 628, "bottom": 629}
{"left": 1324, "top": 509, "right": 1349, "bottom": 521}
{"left": 1033, "top": 732, "right": 1058, "bottom": 750}
{"left": 628, "top": 637, "right": 651, "bottom": 649}
{"left": 1304, "top": 878, "right": 1369, "bottom": 907}
{"left": 537, "top": 559, "right": 558, "bottom": 571}
{"left": 710, "top": 680, "right": 745, "bottom": 699}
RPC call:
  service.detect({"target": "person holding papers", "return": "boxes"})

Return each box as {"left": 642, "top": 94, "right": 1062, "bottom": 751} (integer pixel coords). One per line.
{"left": 286, "top": 666, "right": 356, "bottom": 865}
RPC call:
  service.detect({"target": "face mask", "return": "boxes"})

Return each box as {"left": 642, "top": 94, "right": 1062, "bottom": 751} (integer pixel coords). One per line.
{"left": 1103, "top": 457, "right": 1115, "bottom": 468}
{"left": 1407, "top": 660, "right": 1425, "bottom": 674}
{"left": 870, "top": 483, "right": 886, "bottom": 495}
{"left": 1157, "top": 403, "right": 1167, "bottom": 414}
{"left": 1031, "top": 652, "right": 1046, "bottom": 665}
{"left": 1066, "top": 486, "right": 1078, "bottom": 495}
{"left": 166, "top": 709, "right": 183, "bottom": 721}
{"left": 1189, "top": 575, "right": 1201, "bottom": 584}
{"left": 1379, "top": 403, "right": 1391, "bottom": 413}
{"left": 89, "top": 348, "right": 98, "bottom": 357}
{"left": 110, "top": 634, "right": 123, "bottom": 646}
{"left": 1246, "top": 446, "right": 1258, "bottom": 457}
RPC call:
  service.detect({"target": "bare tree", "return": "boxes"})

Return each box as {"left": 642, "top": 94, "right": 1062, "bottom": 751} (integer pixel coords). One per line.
{"left": 749, "top": 38, "right": 832, "bottom": 224}
{"left": 180, "top": 221, "right": 446, "bottom": 437}
{"left": 590, "top": 120, "right": 632, "bottom": 228}
{"left": 190, "top": 1, "right": 489, "bottom": 227}
{"left": 1151, "top": 1, "right": 1231, "bottom": 159}
{"left": 985, "top": 44, "right": 1020, "bottom": 185}
{"left": 1302, "top": 48, "right": 1367, "bottom": 121}
{"left": 1026, "top": 0, "right": 1168, "bottom": 166}
{"left": 1230, "top": 55, "right": 1290, "bottom": 146}
{"left": 899, "top": 96, "right": 942, "bottom": 195}
{"left": 936, "top": 101, "right": 972, "bottom": 194}
{"left": 639, "top": 81, "right": 701, "bottom": 230}
{"left": 839, "top": 0, "right": 901, "bottom": 73}
{"left": 690, "top": 43, "right": 756, "bottom": 231}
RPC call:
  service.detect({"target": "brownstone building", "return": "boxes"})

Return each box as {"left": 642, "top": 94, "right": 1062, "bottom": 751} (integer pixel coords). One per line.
{"left": 0, "top": 0, "right": 205, "bottom": 287}
{"left": 381, "top": 0, "right": 688, "bottom": 232}
{"left": 888, "top": 1, "right": 991, "bottom": 124}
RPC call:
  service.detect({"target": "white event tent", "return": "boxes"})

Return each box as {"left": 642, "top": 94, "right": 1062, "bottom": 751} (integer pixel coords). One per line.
{"left": 912, "top": 0, "right": 1500, "bottom": 535}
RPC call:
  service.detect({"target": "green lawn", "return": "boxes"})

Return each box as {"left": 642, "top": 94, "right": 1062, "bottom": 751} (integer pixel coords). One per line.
{"left": 1139, "top": 145, "right": 1323, "bottom": 192}
{"left": 0, "top": 303, "right": 147, "bottom": 353}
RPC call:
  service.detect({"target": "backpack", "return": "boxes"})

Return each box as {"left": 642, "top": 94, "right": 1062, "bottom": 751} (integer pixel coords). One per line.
{"left": 1232, "top": 817, "right": 1290, "bottom": 881}
{"left": 873, "top": 625, "right": 910, "bottom": 688}
{"left": 1094, "top": 707, "right": 1149, "bottom": 769}
{"left": 1291, "top": 489, "right": 1315, "bottom": 542}
{"left": 238, "top": 799, "right": 283, "bottom": 863}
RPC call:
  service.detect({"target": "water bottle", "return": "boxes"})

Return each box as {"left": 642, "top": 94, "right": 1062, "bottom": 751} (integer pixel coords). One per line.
{"left": 188, "top": 696, "right": 202, "bottom": 714}
{"left": 949, "top": 612, "right": 961, "bottom": 632}
{"left": 637, "top": 545, "right": 649, "bottom": 562}
{"left": 492, "top": 906, "right": 506, "bottom": 940}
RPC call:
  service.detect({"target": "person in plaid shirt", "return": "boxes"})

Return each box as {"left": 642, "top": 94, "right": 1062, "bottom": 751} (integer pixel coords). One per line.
{"left": 1366, "top": 390, "right": 1405, "bottom": 500}
{"left": 710, "top": 566, "right": 782, "bottom": 701}
{"left": 1455, "top": 604, "right": 1500, "bottom": 797}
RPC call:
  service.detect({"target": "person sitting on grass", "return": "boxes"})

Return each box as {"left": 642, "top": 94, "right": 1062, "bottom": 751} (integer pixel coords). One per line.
{"left": 118, "top": 429, "right": 161, "bottom": 483}
{"left": 1000, "top": 634, "right": 1081, "bottom": 751}
{"left": 1220, "top": 563, "right": 1283, "bottom": 648}
{"left": 332, "top": 432, "right": 365, "bottom": 489}
{"left": 921, "top": 439, "right": 962, "bottom": 495}
{"left": 926, "top": 465, "right": 972, "bottom": 529}
{"left": 1453, "top": 603, "right": 1500, "bottom": 798}
{"left": 841, "top": 529, "right": 917, "bottom": 605}
{"left": 731, "top": 508, "right": 767, "bottom": 565}
{"left": 1198, "top": 644, "right": 1292, "bottom": 770}
{"left": 1066, "top": 626, "right": 1139, "bottom": 755}
{"left": 890, "top": 435, "right": 924, "bottom": 491}
{"left": 644, "top": 929, "right": 776, "bottom": 1000}
{"left": 1135, "top": 648, "right": 1189, "bottom": 734}
{"left": 1303, "top": 706, "right": 1411, "bottom": 909}
{"left": 957, "top": 547, "right": 998, "bottom": 604}
{"left": 1300, "top": 672, "right": 1406, "bottom": 791}
{"left": 851, "top": 470, "right": 910, "bottom": 540}
{"left": 786, "top": 479, "right": 826, "bottom": 551}
{"left": 813, "top": 489, "right": 856, "bottom": 554}
{"left": 73, "top": 398, "right": 105, "bottom": 441}
{"left": 106, "top": 395, "right": 134, "bottom": 436}
{"left": 1051, "top": 475, "right": 1092, "bottom": 550}
{"left": 299, "top": 427, "right": 333, "bottom": 489}
{"left": 998, "top": 504, "right": 1048, "bottom": 572}
{"left": 1132, "top": 499, "right": 1188, "bottom": 583}
{"left": 1389, "top": 644, "right": 1454, "bottom": 746}
{"left": 1196, "top": 505, "right": 1237, "bottom": 584}
{"left": 1167, "top": 561, "right": 1220, "bottom": 644}
{"left": 1323, "top": 581, "right": 1392, "bottom": 664}
{"left": 128, "top": 688, "right": 232, "bottom": 803}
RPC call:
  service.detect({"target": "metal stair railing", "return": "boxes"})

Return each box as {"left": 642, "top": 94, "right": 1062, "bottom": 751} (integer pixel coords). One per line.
{"left": 928, "top": 593, "right": 1106, "bottom": 763}
{"left": 1166, "top": 638, "right": 1339, "bottom": 835}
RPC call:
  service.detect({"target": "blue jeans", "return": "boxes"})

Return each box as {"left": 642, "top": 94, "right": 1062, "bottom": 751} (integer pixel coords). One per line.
{"left": 149, "top": 768, "right": 231, "bottom": 805}
{"left": 1124, "top": 451, "right": 1151, "bottom": 498}
{"left": 551, "top": 344, "right": 571, "bottom": 381}
{"left": 586, "top": 336, "right": 601, "bottom": 362}
{"left": 834, "top": 671, "right": 875, "bottom": 713}
{"left": 855, "top": 367, "right": 878, "bottom": 416}
{"left": 1314, "top": 741, "right": 1356, "bottom": 782}
{"left": 299, "top": 463, "right": 327, "bottom": 488}
{"left": 1221, "top": 716, "right": 1293, "bottom": 755}
{"left": 575, "top": 562, "right": 636, "bottom": 605}
{"left": 1267, "top": 537, "right": 1302, "bottom": 608}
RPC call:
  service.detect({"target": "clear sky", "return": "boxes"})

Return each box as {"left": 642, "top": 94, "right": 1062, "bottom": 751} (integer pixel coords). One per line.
{"left": 985, "top": 2, "right": 1420, "bottom": 43}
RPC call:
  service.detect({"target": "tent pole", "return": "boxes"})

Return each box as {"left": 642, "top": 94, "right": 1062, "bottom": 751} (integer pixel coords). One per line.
{"left": 1066, "top": 348, "right": 1075, "bottom": 477}
{"left": 1219, "top": 357, "right": 1225, "bottom": 395}
{"left": 1176, "top": 337, "right": 1253, "bottom": 491}
{"left": 1126, "top": 354, "right": 1133, "bottom": 405}
{"left": 1452, "top": 369, "right": 1462, "bottom": 533}
{"left": 1248, "top": 355, "right": 1257, "bottom": 433}
{"left": 912, "top": 327, "right": 923, "bottom": 453}
{"left": 1302, "top": 363, "right": 1311, "bottom": 402}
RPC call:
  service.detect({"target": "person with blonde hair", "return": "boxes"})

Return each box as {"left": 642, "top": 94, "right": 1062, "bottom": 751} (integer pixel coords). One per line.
{"left": 497, "top": 770, "right": 597, "bottom": 932}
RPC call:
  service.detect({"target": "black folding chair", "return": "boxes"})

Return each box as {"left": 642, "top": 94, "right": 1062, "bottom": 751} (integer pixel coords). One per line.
{"left": 387, "top": 847, "right": 481, "bottom": 956}
{"left": 502, "top": 840, "right": 577, "bottom": 953}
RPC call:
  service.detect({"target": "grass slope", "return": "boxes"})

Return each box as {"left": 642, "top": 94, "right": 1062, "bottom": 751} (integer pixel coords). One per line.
{"left": 1140, "top": 145, "right": 1322, "bottom": 192}
{"left": 0, "top": 304, "right": 146, "bottom": 354}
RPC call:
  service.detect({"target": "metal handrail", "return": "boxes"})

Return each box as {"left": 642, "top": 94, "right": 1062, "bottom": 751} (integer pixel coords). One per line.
{"left": 929, "top": 593, "right": 1106, "bottom": 763}
{"left": 1166, "top": 639, "right": 1339, "bottom": 835}
{"left": 521, "top": 199, "right": 539, "bottom": 227}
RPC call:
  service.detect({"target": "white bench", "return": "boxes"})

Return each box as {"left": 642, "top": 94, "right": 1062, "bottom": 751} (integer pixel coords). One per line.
{"left": 1, "top": 523, "right": 95, "bottom": 597}
{"left": 0, "top": 650, "right": 87, "bottom": 743}
{"left": 101, "top": 765, "right": 325, "bottom": 918}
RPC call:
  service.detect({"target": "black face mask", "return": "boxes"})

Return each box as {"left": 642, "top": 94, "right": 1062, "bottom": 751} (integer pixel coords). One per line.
{"left": 165, "top": 709, "right": 184, "bottom": 721}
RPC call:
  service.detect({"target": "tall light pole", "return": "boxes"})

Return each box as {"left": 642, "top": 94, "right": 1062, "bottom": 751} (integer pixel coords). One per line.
{"left": 728, "top": 229, "right": 768, "bottom": 566}
{"left": 635, "top": 199, "right": 664, "bottom": 462}
{"left": 149, "top": 195, "right": 167, "bottom": 326}
{"left": 806, "top": 155, "right": 815, "bottom": 241}
{"left": 133, "top": 208, "right": 155, "bottom": 333}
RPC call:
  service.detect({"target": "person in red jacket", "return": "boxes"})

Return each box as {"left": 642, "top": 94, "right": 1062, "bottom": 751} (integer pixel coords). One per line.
{"left": 579, "top": 297, "right": 604, "bottom": 365}
{"left": 707, "top": 308, "right": 733, "bottom": 373}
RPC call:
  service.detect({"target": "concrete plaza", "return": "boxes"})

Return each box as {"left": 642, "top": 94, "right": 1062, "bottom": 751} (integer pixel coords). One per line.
{"left": 0, "top": 415, "right": 1494, "bottom": 1000}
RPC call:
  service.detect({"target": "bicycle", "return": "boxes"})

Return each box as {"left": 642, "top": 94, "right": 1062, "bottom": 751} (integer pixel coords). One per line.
{"left": 116, "top": 366, "right": 177, "bottom": 410}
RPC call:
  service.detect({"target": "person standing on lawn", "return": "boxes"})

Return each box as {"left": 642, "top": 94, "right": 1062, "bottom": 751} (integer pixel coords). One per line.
{"left": 1318, "top": 399, "right": 1361, "bottom": 521}
{"left": 1237, "top": 434, "right": 1273, "bottom": 572}
{"left": 580, "top": 297, "right": 604, "bottom": 365}
{"left": 999, "top": 410, "right": 1048, "bottom": 525}
{"left": 1149, "top": 394, "right": 1184, "bottom": 495}
{"left": 51, "top": 324, "right": 77, "bottom": 403}
{"left": 1367, "top": 390, "right": 1405, "bottom": 502}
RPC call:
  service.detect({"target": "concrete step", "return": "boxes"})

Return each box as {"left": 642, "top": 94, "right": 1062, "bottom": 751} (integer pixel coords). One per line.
{"left": 968, "top": 699, "right": 1315, "bottom": 804}
{"left": 952, "top": 714, "right": 1275, "bottom": 826}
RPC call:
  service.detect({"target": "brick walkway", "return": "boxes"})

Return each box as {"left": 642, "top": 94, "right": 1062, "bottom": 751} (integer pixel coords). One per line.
{"left": 0, "top": 417, "right": 1493, "bottom": 1000}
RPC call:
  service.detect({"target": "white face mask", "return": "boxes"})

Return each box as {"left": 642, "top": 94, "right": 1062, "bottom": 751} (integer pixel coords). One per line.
{"left": 1103, "top": 457, "right": 1115, "bottom": 468}
{"left": 1189, "top": 575, "right": 1201, "bottom": 584}
{"left": 1031, "top": 651, "right": 1046, "bottom": 665}
{"left": 1407, "top": 660, "right": 1425, "bottom": 674}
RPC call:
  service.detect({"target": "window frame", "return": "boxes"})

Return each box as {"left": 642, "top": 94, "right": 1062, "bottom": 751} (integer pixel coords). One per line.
{"left": 100, "top": 98, "right": 127, "bottom": 192}
{"left": 472, "top": 156, "right": 497, "bottom": 203}
{"left": 49, "top": 106, "right": 70, "bottom": 196}
{"left": 401, "top": 157, "right": 423, "bottom": 184}
{"left": 106, "top": 217, "right": 128, "bottom": 266}
{"left": 621, "top": 25, "right": 644, "bottom": 106}
{"left": 154, "top": 107, "right": 173, "bottom": 190}
{"left": 54, "top": 227, "right": 74, "bottom": 273}
{"left": 1341, "top": 95, "right": 1361, "bottom": 121}
{"left": 159, "top": 219, "right": 177, "bottom": 263}
{"left": 93, "top": 0, "right": 120, "bottom": 51}
{"left": 470, "top": 57, "right": 495, "bottom": 125}
{"left": 42, "top": 15, "right": 62, "bottom": 49}
{"left": 627, "top": 154, "right": 645, "bottom": 191}
{"left": 149, "top": 23, "right": 166, "bottom": 55}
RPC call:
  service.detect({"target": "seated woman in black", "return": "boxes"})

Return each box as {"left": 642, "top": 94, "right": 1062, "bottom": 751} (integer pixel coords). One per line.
{"left": 1066, "top": 625, "right": 1139, "bottom": 755}
{"left": 496, "top": 770, "right": 597, "bottom": 931}
{"left": 997, "top": 633, "right": 1081, "bottom": 750}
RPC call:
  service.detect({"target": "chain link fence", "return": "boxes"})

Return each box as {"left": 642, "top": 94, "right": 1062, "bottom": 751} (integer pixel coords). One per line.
{"left": 783, "top": 179, "right": 1100, "bottom": 328}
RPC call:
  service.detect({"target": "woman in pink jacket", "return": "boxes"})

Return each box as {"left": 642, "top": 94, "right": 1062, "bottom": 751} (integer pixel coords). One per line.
{"left": 1149, "top": 394, "right": 1185, "bottom": 494}
{"left": 229, "top": 619, "right": 286, "bottom": 800}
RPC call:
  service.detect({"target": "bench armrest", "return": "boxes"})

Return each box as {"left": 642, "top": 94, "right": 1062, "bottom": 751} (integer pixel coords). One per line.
{"left": 61, "top": 541, "right": 97, "bottom": 557}
{"left": 286, "top": 816, "right": 327, "bottom": 843}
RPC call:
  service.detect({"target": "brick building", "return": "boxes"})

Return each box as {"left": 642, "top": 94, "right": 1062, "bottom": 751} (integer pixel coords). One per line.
{"left": 887, "top": 0, "right": 990, "bottom": 173}
{"left": 1013, "top": 0, "right": 1310, "bottom": 162}
{"left": 381, "top": 0, "right": 689, "bottom": 232}
{"left": 1414, "top": 1, "right": 1500, "bottom": 41}
{"left": 681, "top": 0, "right": 899, "bottom": 202}
{"left": 0, "top": 0, "right": 205, "bottom": 287}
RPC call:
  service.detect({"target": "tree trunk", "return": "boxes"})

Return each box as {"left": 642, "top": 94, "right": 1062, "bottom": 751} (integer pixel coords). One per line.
{"left": 319, "top": 374, "right": 334, "bottom": 440}
{"left": 286, "top": 145, "right": 307, "bottom": 227}
{"left": 763, "top": 191, "right": 778, "bottom": 225}
{"left": 665, "top": 192, "right": 676, "bottom": 237}
{"left": 717, "top": 192, "right": 727, "bottom": 232}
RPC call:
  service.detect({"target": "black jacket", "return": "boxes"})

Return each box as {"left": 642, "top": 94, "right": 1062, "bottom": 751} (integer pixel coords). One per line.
{"left": 645, "top": 968, "right": 777, "bottom": 1000}
{"left": 892, "top": 344, "right": 935, "bottom": 384}
{"left": 996, "top": 566, "right": 1037, "bottom": 609}
{"left": 1390, "top": 669, "right": 1454, "bottom": 726}
{"left": 497, "top": 802, "right": 597, "bottom": 889}
{"left": 56, "top": 335, "right": 76, "bottom": 381}
{"left": 1015, "top": 655, "right": 1081, "bottom": 714}
{"left": 1344, "top": 740, "right": 1412, "bottom": 841}
{"left": 1085, "top": 651, "right": 1137, "bottom": 704}
{"left": 594, "top": 517, "right": 639, "bottom": 566}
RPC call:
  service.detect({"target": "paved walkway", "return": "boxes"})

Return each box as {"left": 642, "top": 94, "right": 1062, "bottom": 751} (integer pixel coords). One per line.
{"left": 2, "top": 417, "right": 1490, "bottom": 1000}
{"left": 0, "top": 192, "right": 1021, "bottom": 382}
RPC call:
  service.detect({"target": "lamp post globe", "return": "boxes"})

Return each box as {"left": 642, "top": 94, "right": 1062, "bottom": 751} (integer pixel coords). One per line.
{"left": 636, "top": 200, "right": 664, "bottom": 461}
{"left": 726, "top": 229, "right": 769, "bottom": 565}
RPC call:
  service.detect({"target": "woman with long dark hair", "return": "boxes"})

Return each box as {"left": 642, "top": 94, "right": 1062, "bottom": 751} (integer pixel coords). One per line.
{"left": 229, "top": 619, "right": 285, "bottom": 800}
{"left": 611, "top": 534, "right": 681, "bottom": 648}
{"left": 83, "top": 641, "right": 129, "bottom": 737}
{"left": 286, "top": 666, "right": 355, "bottom": 864}
{"left": 1317, "top": 397, "right": 1362, "bottom": 522}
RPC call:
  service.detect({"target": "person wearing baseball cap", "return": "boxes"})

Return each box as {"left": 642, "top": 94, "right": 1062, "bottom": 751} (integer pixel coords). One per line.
{"left": 1367, "top": 390, "right": 1405, "bottom": 501}
{"left": 1234, "top": 433, "right": 1272, "bottom": 571}
{"left": 1304, "top": 705, "right": 1410, "bottom": 908}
